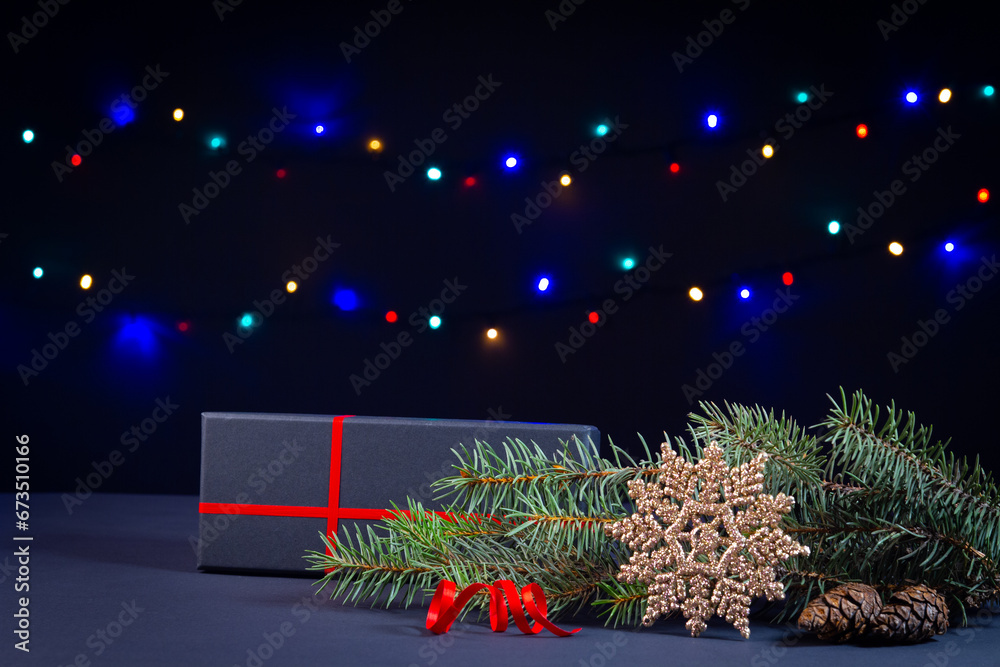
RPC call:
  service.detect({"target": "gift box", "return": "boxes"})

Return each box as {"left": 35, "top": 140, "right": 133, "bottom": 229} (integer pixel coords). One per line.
{"left": 196, "top": 413, "right": 600, "bottom": 575}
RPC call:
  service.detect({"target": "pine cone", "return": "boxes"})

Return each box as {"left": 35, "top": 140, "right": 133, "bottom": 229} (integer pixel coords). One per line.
{"left": 870, "top": 585, "right": 949, "bottom": 643}
{"left": 797, "top": 583, "right": 882, "bottom": 642}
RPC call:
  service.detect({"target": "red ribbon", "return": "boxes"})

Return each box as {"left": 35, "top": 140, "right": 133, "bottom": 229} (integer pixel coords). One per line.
{"left": 425, "top": 580, "right": 581, "bottom": 637}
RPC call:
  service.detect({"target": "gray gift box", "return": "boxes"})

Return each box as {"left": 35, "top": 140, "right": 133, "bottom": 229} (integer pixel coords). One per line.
{"left": 196, "top": 413, "right": 600, "bottom": 575}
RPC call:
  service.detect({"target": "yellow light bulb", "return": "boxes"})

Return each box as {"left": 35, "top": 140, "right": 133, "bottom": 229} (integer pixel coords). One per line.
{"left": 689, "top": 287, "right": 703, "bottom": 301}
{"left": 560, "top": 174, "right": 572, "bottom": 186}
{"left": 762, "top": 144, "right": 775, "bottom": 158}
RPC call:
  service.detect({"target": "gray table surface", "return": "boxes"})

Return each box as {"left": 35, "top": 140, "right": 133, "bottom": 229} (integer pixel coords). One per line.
{"left": 1, "top": 493, "right": 997, "bottom": 666}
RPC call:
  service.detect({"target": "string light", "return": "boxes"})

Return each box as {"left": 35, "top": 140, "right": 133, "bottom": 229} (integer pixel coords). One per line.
{"left": 71, "top": 154, "right": 82, "bottom": 166}
{"left": 368, "top": 138, "right": 383, "bottom": 152}
{"left": 983, "top": 85, "right": 994, "bottom": 97}
{"left": 210, "top": 136, "right": 224, "bottom": 149}
{"left": 32, "top": 267, "right": 43, "bottom": 279}
{"left": 739, "top": 288, "right": 751, "bottom": 300}
{"left": 173, "top": 108, "right": 184, "bottom": 121}
{"left": 595, "top": 123, "right": 609, "bottom": 136}
{"left": 504, "top": 156, "right": 518, "bottom": 169}
{"left": 486, "top": 328, "right": 498, "bottom": 340}
{"left": 22, "top": 129, "right": 35, "bottom": 143}
{"left": 944, "top": 242, "right": 955, "bottom": 253}
{"left": 285, "top": 280, "right": 298, "bottom": 293}
{"left": 828, "top": 220, "right": 840, "bottom": 234}
{"left": 537, "top": 277, "right": 550, "bottom": 292}
{"left": 385, "top": 310, "right": 398, "bottom": 323}
{"left": 240, "top": 313, "right": 254, "bottom": 328}
{"left": 314, "top": 124, "right": 325, "bottom": 135}
{"left": 856, "top": 124, "right": 868, "bottom": 138}
{"left": 80, "top": 274, "right": 93, "bottom": 289}
{"left": 427, "top": 167, "right": 442, "bottom": 180}
{"left": 978, "top": 188, "right": 990, "bottom": 203}
{"left": 762, "top": 144, "right": 774, "bottom": 158}
{"left": 796, "top": 92, "right": 808, "bottom": 103}
{"left": 689, "top": 287, "right": 704, "bottom": 301}
{"left": 333, "top": 288, "right": 359, "bottom": 311}
{"left": 428, "top": 315, "right": 442, "bottom": 329}
{"left": 938, "top": 88, "right": 952, "bottom": 103}
{"left": 889, "top": 242, "right": 904, "bottom": 256}
{"left": 559, "top": 174, "right": 572, "bottom": 186}
{"left": 588, "top": 311, "right": 599, "bottom": 324}
{"left": 706, "top": 114, "right": 719, "bottom": 129}
{"left": 622, "top": 258, "right": 635, "bottom": 270}
{"left": 905, "top": 91, "right": 918, "bottom": 104}
{"left": 782, "top": 272, "right": 794, "bottom": 286}
{"left": 669, "top": 162, "right": 680, "bottom": 173}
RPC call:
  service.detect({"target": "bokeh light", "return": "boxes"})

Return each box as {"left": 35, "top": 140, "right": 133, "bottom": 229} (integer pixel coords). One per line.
{"left": 669, "top": 162, "right": 680, "bottom": 173}
{"left": 537, "top": 277, "right": 550, "bottom": 292}
{"left": 368, "top": 138, "right": 383, "bottom": 152}
{"left": 796, "top": 91, "right": 808, "bottom": 103}
{"left": 706, "top": 114, "right": 719, "bottom": 129}
{"left": 333, "top": 288, "right": 359, "bottom": 311}
{"left": 314, "top": 124, "right": 325, "bottom": 135}
{"left": 428, "top": 315, "right": 442, "bottom": 329}
{"left": 427, "top": 167, "right": 442, "bottom": 180}
{"left": 588, "top": 311, "right": 599, "bottom": 324}
{"left": 80, "top": 274, "right": 93, "bottom": 289}
{"left": 889, "top": 242, "right": 904, "bottom": 256}
{"left": 595, "top": 124, "right": 609, "bottom": 136}
{"left": 486, "top": 328, "right": 498, "bottom": 340}
{"left": 622, "top": 258, "right": 635, "bottom": 270}
{"left": 173, "top": 108, "right": 184, "bottom": 121}
{"left": 978, "top": 188, "right": 990, "bottom": 203}
{"left": 944, "top": 242, "right": 955, "bottom": 253}
{"left": 464, "top": 176, "right": 477, "bottom": 187}
{"left": 762, "top": 144, "right": 774, "bottom": 158}
{"left": 905, "top": 91, "right": 918, "bottom": 104}
{"left": 285, "top": 280, "right": 297, "bottom": 293}
{"left": 689, "top": 287, "right": 704, "bottom": 301}
{"left": 71, "top": 154, "right": 82, "bottom": 166}
{"left": 559, "top": 174, "right": 572, "bottom": 186}
{"left": 504, "top": 156, "right": 518, "bottom": 169}
{"left": 22, "top": 129, "right": 34, "bottom": 143}
{"left": 856, "top": 124, "right": 868, "bottom": 138}
{"left": 276, "top": 168, "right": 287, "bottom": 179}
{"left": 32, "top": 267, "right": 43, "bottom": 278}
{"left": 739, "top": 287, "right": 751, "bottom": 300}
{"left": 782, "top": 272, "right": 794, "bottom": 286}
{"left": 984, "top": 85, "right": 995, "bottom": 97}
{"left": 938, "top": 88, "right": 952, "bottom": 103}
{"left": 828, "top": 220, "right": 841, "bottom": 234}
{"left": 385, "top": 310, "right": 398, "bottom": 323}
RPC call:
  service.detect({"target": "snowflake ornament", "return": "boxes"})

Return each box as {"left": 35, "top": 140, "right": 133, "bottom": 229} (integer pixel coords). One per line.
{"left": 607, "top": 441, "right": 809, "bottom": 638}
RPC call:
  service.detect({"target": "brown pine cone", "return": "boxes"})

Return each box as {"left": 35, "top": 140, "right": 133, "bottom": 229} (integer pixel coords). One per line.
{"left": 870, "top": 585, "right": 949, "bottom": 643}
{"left": 797, "top": 583, "right": 882, "bottom": 642}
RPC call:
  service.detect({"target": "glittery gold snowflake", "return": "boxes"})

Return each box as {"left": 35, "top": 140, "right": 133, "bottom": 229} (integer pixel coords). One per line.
{"left": 606, "top": 441, "right": 809, "bottom": 638}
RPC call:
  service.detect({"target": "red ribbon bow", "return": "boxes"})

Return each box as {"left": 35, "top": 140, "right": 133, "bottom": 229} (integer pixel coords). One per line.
{"left": 425, "top": 580, "right": 581, "bottom": 637}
